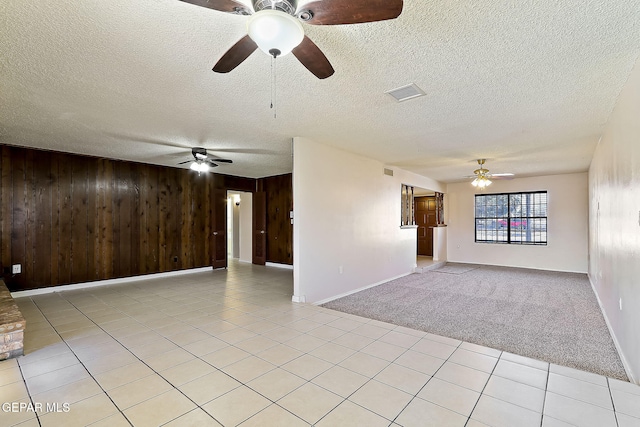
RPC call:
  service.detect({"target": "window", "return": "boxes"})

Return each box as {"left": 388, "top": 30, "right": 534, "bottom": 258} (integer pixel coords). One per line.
{"left": 475, "top": 191, "right": 547, "bottom": 245}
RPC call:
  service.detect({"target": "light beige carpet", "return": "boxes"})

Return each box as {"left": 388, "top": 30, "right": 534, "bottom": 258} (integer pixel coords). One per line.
{"left": 323, "top": 263, "right": 627, "bottom": 380}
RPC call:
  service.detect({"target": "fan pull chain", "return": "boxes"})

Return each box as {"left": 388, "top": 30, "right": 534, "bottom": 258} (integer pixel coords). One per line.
{"left": 270, "top": 54, "right": 277, "bottom": 118}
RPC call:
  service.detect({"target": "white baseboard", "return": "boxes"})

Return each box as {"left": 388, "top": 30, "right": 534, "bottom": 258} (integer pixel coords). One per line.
{"left": 312, "top": 272, "right": 412, "bottom": 306}
{"left": 266, "top": 262, "right": 293, "bottom": 270}
{"left": 588, "top": 273, "right": 637, "bottom": 384}
{"left": 291, "top": 295, "right": 306, "bottom": 303}
{"left": 10, "top": 267, "right": 213, "bottom": 298}
{"left": 444, "top": 260, "right": 587, "bottom": 275}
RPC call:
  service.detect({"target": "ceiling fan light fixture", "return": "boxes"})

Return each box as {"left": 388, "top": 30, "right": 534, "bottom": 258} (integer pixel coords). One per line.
{"left": 247, "top": 9, "right": 304, "bottom": 57}
{"left": 472, "top": 175, "right": 492, "bottom": 188}
{"left": 190, "top": 161, "right": 209, "bottom": 173}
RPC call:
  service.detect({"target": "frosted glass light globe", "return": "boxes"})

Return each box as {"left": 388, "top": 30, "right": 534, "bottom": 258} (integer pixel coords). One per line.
{"left": 190, "top": 162, "right": 210, "bottom": 173}
{"left": 248, "top": 9, "right": 304, "bottom": 57}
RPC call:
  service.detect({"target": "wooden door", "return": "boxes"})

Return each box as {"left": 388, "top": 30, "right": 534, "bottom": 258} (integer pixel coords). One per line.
{"left": 415, "top": 196, "right": 437, "bottom": 256}
{"left": 211, "top": 189, "right": 227, "bottom": 269}
{"left": 253, "top": 191, "right": 266, "bottom": 265}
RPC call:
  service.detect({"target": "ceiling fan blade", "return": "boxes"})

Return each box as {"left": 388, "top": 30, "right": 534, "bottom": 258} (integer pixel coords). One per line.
{"left": 292, "top": 36, "right": 334, "bottom": 79}
{"left": 203, "top": 147, "right": 274, "bottom": 154}
{"left": 301, "top": 0, "right": 403, "bottom": 25}
{"left": 177, "top": 160, "right": 193, "bottom": 165}
{"left": 178, "top": 0, "right": 251, "bottom": 14}
{"left": 206, "top": 160, "right": 219, "bottom": 168}
{"left": 209, "top": 158, "right": 233, "bottom": 163}
{"left": 489, "top": 175, "right": 515, "bottom": 180}
{"left": 102, "top": 132, "right": 192, "bottom": 149}
{"left": 213, "top": 35, "right": 258, "bottom": 73}
{"left": 489, "top": 173, "right": 515, "bottom": 177}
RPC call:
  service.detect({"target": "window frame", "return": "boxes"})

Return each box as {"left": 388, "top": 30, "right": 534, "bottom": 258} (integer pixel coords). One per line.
{"left": 474, "top": 191, "right": 548, "bottom": 245}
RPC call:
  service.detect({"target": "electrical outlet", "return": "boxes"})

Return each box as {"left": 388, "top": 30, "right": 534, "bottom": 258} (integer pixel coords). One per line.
{"left": 339, "top": 266, "right": 343, "bottom": 274}
{"left": 12, "top": 264, "right": 21, "bottom": 274}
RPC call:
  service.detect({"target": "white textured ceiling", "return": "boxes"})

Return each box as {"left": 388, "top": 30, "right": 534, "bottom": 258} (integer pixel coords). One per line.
{"left": 1, "top": 0, "right": 639, "bottom": 181}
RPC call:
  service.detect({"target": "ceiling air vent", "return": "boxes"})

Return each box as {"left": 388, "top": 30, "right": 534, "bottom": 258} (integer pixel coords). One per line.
{"left": 384, "top": 168, "right": 394, "bottom": 176}
{"left": 385, "top": 83, "right": 425, "bottom": 102}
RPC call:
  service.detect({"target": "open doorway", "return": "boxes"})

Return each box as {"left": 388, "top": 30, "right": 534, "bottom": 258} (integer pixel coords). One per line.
{"left": 414, "top": 187, "right": 436, "bottom": 269}
{"left": 415, "top": 191, "right": 436, "bottom": 257}
{"left": 226, "top": 190, "right": 253, "bottom": 263}
{"left": 413, "top": 187, "right": 446, "bottom": 271}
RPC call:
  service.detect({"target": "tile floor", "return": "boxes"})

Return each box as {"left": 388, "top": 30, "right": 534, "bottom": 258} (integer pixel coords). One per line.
{"left": 414, "top": 256, "right": 445, "bottom": 273}
{"left": 1, "top": 261, "right": 640, "bottom": 427}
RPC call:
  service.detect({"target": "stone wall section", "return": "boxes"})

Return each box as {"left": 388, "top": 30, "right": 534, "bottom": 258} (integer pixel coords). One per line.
{"left": 0, "top": 280, "right": 25, "bottom": 360}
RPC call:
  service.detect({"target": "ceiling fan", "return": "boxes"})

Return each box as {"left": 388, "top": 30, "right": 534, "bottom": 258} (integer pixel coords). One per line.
{"left": 465, "top": 159, "right": 514, "bottom": 188}
{"left": 178, "top": 147, "right": 233, "bottom": 173}
{"left": 179, "top": 0, "right": 404, "bottom": 79}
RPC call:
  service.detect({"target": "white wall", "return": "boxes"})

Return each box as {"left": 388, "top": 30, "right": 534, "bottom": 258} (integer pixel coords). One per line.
{"left": 589, "top": 59, "right": 640, "bottom": 383}
{"left": 238, "top": 192, "right": 253, "bottom": 263}
{"left": 227, "top": 191, "right": 243, "bottom": 259}
{"left": 446, "top": 173, "right": 588, "bottom": 273}
{"left": 232, "top": 204, "right": 240, "bottom": 258}
{"left": 227, "top": 193, "right": 234, "bottom": 256}
{"left": 433, "top": 226, "right": 447, "bottom": 262}
{"left": 292, "top": 137, "right": 444, "bottom": 304}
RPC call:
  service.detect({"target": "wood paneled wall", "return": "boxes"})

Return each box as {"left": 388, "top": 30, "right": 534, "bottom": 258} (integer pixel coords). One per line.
{"left": 0, "top": 145, "right": 253, "bottom": 292}
{"left": 257, "top": 174, "right": 293, "bottom": 265}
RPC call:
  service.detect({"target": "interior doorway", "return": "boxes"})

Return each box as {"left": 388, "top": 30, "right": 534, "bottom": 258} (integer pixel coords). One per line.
{"left": 410, "top": 187, "right": 446, "bottom": 269}
{"left": 226, "top": 190, "right": 253, "bottom": 263}
{"left": 415, "top": 194, "right": 437, "bottom": 256}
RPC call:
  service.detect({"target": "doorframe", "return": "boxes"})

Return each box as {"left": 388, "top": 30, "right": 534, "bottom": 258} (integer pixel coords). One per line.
{"left": 252, "top": 191, "right": 267, "bottom": 265}
{"left": 226, "top": 190, "right": 253, "bottom": 264}
{"left": 211, "top": 188, "right": 227, "bottom": 269}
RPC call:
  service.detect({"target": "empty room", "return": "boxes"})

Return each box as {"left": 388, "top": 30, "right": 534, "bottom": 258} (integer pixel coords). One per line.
{"left": 1, "top": 0, "right": 640, "bottom": 426}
